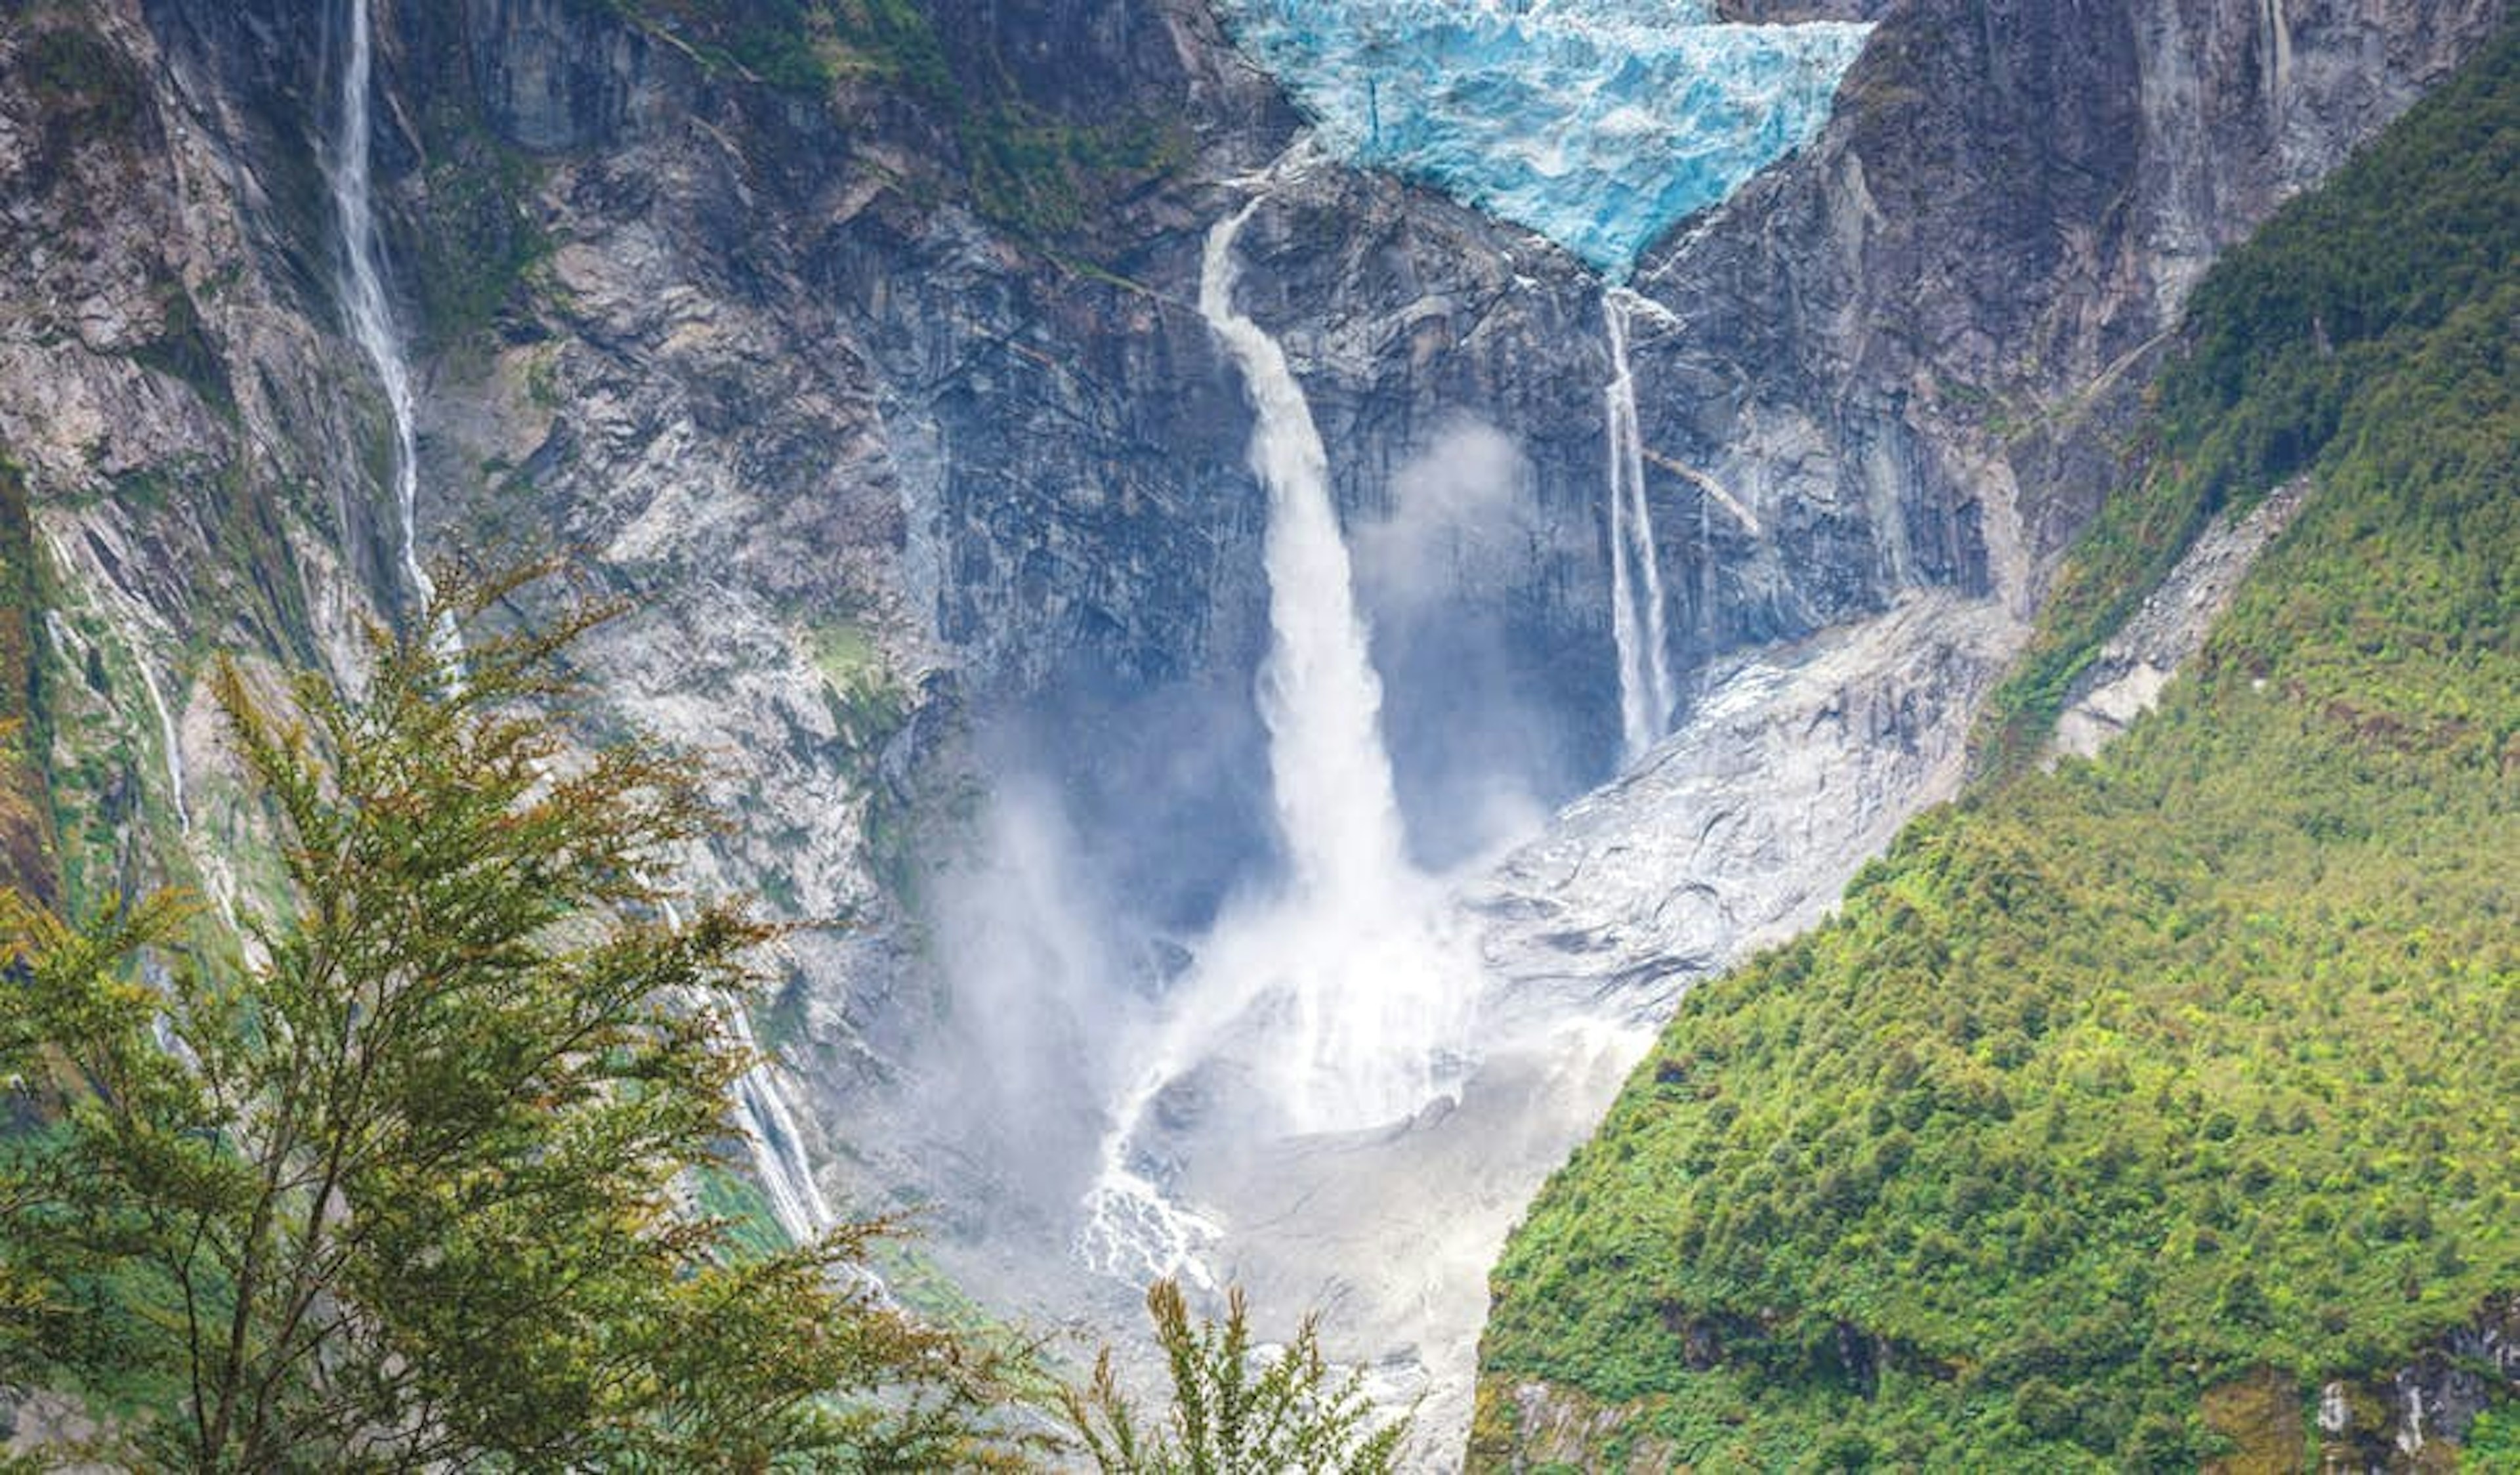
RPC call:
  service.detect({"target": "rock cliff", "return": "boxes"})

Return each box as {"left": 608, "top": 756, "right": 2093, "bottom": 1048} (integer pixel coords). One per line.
{"left": 0, "top": 0, "right": 2504, "bottom": 1463}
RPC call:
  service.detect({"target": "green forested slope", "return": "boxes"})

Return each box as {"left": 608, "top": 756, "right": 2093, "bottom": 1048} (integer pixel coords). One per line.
{"left": 1475, "top": 25, "right": 2517, "bottom": 1472}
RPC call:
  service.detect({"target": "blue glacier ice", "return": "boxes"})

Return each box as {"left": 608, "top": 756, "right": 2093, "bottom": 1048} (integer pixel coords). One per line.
{"left": 1214, "top": 0, "right": 1870, "bottom": 274}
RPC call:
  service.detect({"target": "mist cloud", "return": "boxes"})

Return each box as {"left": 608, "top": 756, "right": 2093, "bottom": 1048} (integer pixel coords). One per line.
{"left": 1354, "top": 416, "right": 1580, "bottom": 870}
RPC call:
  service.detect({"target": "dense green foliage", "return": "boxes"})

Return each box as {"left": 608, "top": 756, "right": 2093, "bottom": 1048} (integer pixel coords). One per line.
{"left": 1064, "top": 1281, "right": 1412, "bottom": 1474}
{"left": 1480, "top": 26, "right": 2518, "bottom": 1471}
{"left": 0, "top": 569, "right": 1010, "bottom": 1468}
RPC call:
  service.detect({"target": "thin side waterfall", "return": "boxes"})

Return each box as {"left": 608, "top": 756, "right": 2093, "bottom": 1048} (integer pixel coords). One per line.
{"left": 2261, "top": 0, "right": 2294, "bottom": 123}
{"left": 1698, "top": 435, "right": 1719, "bottom": 647}
{"left": 1603, "top": 289, "right": 1675, "bottom": 761}
{"left": 127, "top": 630, "right": 187, "bottom": 834}
{"left": 334, "top": 3, "right": 813, "bottom": 1253}
{"left": 657, "top": 899, "right": 835, "bottom": 1249}
{"left": 330, "top": 0, "right": 431, "bottom": 614}
{"left": 42, "top": 529, "right": 187, "bottom": 836}
{"left": 722, "top": 993, "right": 889, "bottom": 1296}
{"left": 41, "top": 530, "right": 242, "bottom": 932}
{"left": 724, "top": 1006, "right": 839, "bottom": 1246}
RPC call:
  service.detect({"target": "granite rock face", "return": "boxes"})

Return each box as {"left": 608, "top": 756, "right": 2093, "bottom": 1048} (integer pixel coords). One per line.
{"left": 1, "top": 0, "right": 2506, "bottom": 1463}
{"left": 1617, "top": 0, "right": 2503, "bottom": 655}
{"left": 20, "top": 0, "right": 2489, "bottom": 952}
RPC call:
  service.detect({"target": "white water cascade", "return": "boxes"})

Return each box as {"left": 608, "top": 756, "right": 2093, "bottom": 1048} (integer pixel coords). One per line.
{"left": 330, "top": 0, "right": 431, "bottom": 615}
{"left": 1603, "top": 289, "right": 1675, "bottom": 761}
{"left": 39, "top": 531, "right": 190, "bottom": 834}
{"left": 656, "top": 897, "right": 836, "bottom": 1249}
{"left": 1077, "top": 1016, "right": 1227, "bottom": 1291}
{"left": 1198, "top": 197, "right": 1477, "bottom": 1130}
{"left": 724, "top": 1006, "right": 839, "bottom": 1246}
{"left": 1078, "top": 185, "right": 1477, "bottom": 1286}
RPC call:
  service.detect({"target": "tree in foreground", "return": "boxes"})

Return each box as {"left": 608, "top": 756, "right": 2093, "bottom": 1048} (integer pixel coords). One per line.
{"left": 1062, "top": 1279, "right": 1410, "bottom": 1474}
{"left": 0, "top": 566, "right": 1010, "bottom": 1470}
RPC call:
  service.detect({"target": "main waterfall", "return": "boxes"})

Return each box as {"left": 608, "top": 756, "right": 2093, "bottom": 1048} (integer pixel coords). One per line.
{"left": 1196, "top": 198, "right": 1471, "bottom": 1130}
{"left": 1603, "top": 290, "right": 1675, "bottom": 761}
{"left": 1079, "top": 187, "right": 1477, "bottom": 1286}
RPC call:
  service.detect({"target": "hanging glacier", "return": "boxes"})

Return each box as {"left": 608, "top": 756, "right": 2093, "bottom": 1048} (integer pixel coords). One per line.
{"left": 1208, "top": 0, "right": 1872, "bottom": 273}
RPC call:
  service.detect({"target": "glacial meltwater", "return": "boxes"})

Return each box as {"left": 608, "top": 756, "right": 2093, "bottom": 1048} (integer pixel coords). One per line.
{"left": 1602, "top": 289, "right": 1676, "bottom": 759}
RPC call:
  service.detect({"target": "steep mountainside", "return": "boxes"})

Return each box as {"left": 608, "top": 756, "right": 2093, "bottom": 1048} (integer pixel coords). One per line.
{"left": 1475, "top": 26, "right": 2519, "bottom": 1469}
{"left": 3, "top": 0, "right": 2490, "bottom": 1025}
{"left": 1617, "top": 0, "right": 2504, "bottom": 649}
{"left": 0, "top": 0, "right": 2508, "bottom": 1461}
{"left": 1410, "top": 0, "right": 2500, "bottom": 1018}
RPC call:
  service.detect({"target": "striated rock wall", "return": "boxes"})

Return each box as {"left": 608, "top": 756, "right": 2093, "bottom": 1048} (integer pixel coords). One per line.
{"left": 3, "top": 0, "right": 2508, "bottom": 1461}
{"left": 31, "top": 0, "right": 2489, "bottom": 945}
{"left": 1619, "top": 0, "right": 2504, "bottom": 661}
{"left": 0, "top": 0, "right": 391, "bottom": 916}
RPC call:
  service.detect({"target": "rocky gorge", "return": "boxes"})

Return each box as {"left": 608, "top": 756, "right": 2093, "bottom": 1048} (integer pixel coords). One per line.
{"left": 0, "top": 0, "right": 2508, "bottom": 1465}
